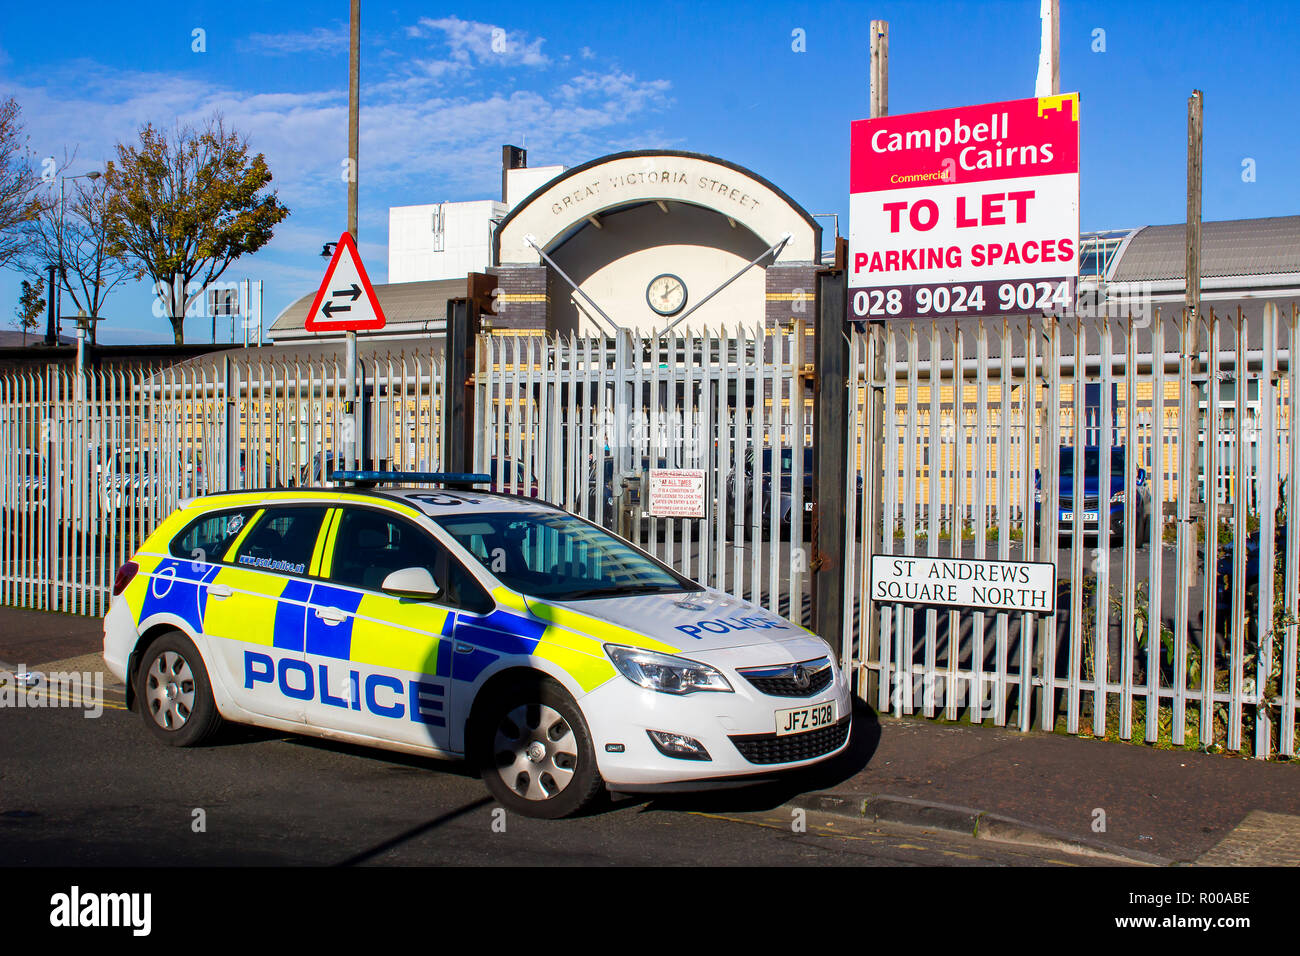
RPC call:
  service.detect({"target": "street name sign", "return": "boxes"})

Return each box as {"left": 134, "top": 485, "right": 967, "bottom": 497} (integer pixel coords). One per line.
{"left": 869, "top": 554, "right": 1057, "bottom": 614}
{"left": 849, "top": 93, "right": 1080, "bottom": 321}
{"left": 304, "top": 231, "right": 386, "bottom": 332}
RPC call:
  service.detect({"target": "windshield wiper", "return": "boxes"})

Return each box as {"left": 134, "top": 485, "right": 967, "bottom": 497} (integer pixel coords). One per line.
{"left": 549, "top": 583, "right": 686, "bottom": 601}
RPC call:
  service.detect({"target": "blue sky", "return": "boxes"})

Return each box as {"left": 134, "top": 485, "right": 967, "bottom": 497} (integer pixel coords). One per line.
{"left": 1, "top": 0, "right": 1294, "bottom": 344}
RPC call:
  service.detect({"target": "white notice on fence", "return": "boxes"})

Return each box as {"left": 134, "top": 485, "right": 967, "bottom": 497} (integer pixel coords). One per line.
{"left": 647, "top": 468, "right": 706, "bottom": 518}
{"left": 869, "top": 554, "right": 1056, "bottom": 614}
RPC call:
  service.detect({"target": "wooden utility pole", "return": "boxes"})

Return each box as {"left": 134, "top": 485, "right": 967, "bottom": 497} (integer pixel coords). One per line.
{"left": 870, "top": 20, "right": 888, "bottom": 117}
{"left": 345, "top": 0, "right": 361, "bottom": 470}
{"left": 1186, "top": 91, "right": 1203, "bottom": 335}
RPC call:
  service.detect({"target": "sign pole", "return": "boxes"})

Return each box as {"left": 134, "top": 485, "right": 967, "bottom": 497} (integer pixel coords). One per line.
{"left": 1182, "top": 89, "right": 1203, "bottom": 593}
{"left": 346, "top": 0, "right": 361, "bottom": 470}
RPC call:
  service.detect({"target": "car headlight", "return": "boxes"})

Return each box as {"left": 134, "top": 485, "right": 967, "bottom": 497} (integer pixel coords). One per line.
{"left": 604, "top": 644, "right": 733, "bottom": 695}
{"left": 1110, "top": 490, "right": 1126, "bottom": 504}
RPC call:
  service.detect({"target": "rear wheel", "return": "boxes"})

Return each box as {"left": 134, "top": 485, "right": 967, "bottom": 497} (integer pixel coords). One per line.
{"left": 475, "top": 677, "right": 604, "bottom": 819}
{"left": 136, "top": 631, "right": 223, "bottom": 747}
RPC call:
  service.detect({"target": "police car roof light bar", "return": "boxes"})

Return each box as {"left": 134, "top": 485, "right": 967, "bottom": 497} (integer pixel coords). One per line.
{"left": 328, "top": 470, "right": 494, "bottom": 489}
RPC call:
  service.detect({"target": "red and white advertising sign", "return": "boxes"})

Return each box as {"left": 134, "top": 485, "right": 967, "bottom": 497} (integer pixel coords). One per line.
{"left": 848, "top": 93, "right": 1080, "bottom": 320}
{"left": 304, "top": 231, "right": 387, "bottom": 333}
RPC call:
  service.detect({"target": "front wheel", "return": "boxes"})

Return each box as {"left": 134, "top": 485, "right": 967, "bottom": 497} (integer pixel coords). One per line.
{"left": 475, "top": 677, "right": 604, "bottom": 819}
{"left": 136, "top": 631, "right": 223, "bottom": 747}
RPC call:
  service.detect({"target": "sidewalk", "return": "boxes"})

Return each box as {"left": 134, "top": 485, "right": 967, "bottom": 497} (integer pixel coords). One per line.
{"left": 797, "top": 699, "right": 1300, "bottom": 865}
{"left": 3, "top": 605, "right": 1298, "bottom": 865}
{"left": 0, "top": 607, "right": 103, "bottom": 671}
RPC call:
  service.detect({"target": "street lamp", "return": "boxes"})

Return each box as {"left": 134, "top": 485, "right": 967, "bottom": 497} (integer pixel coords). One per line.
{"left": 54, "top": 170, "right": 103, "bottom": 344}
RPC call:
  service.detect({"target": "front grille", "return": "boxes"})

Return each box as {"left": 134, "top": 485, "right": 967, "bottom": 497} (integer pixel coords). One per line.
{"left": 1060, "top": 495, "right": 1100, "bottom": 509}
{"left": 743, "top": 665, "right": 833, "bottom": 698}
{"left": 729, "top": 717, "right": 851, "bottom": 765}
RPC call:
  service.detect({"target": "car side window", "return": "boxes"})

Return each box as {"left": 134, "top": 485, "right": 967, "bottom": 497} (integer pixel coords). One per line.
{"left": 329, "top": 508, "right": 445, "bottom": 593}
{"left": 328, "top": 507, "right": 496, "bottom": 614}
{"left": 229, "top": 506, "right": 329, "bottom": 577}
{"left": 443, "top": 556, "right": 494, "bottom": 615}
{"left": 170, "top": 508, "right": 260, "bottom": 563}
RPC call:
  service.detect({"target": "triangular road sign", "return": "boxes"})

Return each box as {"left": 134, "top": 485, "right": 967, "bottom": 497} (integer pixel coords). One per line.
{"left": 304, "top": 231, "right": 387, "bottom": 332}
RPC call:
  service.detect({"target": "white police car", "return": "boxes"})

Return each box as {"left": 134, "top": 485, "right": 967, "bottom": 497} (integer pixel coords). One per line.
{"left": 103, "top": 474, "right": 851, "bottom": 818}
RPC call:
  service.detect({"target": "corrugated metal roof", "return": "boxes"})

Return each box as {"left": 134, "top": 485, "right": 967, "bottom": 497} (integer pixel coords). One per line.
{"left": 161, "top": 339, "right": 446, "bottom": 372}
{"left": 1110, "top": 215, "right": 1300, "bottom": 281}
{"left": 270, "top": 278, "right": 466, "bottom": 333}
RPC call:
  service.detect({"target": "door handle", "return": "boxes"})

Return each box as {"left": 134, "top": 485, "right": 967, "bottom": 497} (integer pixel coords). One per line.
{"left": 316, "top": 607, "right": 347, "bottom": 625}
{"left": 208, "top": 584, "right": 233, "bottom": 599}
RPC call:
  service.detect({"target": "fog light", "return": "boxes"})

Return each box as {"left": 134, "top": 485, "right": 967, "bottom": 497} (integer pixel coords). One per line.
{"left": 647, "top": 730, "right": 711, "bottom": 761}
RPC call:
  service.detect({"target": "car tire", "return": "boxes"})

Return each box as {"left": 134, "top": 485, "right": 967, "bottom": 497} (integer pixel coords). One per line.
{"left": 136, "top": 631, "right": 223, "bottom": 747}
{"left": 474, "top": 676, "right": 604, "bottom": 819}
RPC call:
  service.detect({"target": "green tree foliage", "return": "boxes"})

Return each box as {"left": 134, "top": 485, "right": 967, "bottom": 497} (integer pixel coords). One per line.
{"left": 103, "top": 113, "right": 289, "bottom": 344}
{"left": 13, "top": 278, "right": 45, "bottom": 344}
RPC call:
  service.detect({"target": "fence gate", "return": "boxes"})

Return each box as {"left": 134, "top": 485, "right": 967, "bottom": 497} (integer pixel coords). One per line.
{"left": 475, "top": 325, "right": 815, "bottom": 624}
{"left": 845, "top": 304, "right": 1300, "bottom": 758}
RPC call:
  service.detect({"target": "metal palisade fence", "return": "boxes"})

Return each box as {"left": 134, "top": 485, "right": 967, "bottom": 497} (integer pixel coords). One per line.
{"left": 0, "top": 351, "right": 446, "bottom": 616}
{"left": 474, "top": 324, "right": 815, "bottom": 625}
{"left": 3, "top": 311, "right": 1297, "bottom": 759}
{"left": 845, "top": 303, "right": 1300, "bottom": 758}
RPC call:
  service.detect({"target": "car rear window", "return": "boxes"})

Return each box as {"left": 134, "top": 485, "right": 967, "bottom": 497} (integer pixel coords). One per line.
{"left": 170, "top": 508, "right": 261, "bottom": 563}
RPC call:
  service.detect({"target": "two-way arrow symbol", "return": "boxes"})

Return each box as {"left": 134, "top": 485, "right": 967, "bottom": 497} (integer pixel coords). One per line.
{"left": 320, "top": 283, "right": 362, "bottom": 319}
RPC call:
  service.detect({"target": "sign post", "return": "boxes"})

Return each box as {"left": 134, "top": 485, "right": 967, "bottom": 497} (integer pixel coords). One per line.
{"left": 848, "top": 93, "right": 1080, "bottom": 321}
{"left": 305, "top": 232, "right": 386, "bottom": 474}
{"left": 347, "top": 0, "right": 361, "bottom": 470}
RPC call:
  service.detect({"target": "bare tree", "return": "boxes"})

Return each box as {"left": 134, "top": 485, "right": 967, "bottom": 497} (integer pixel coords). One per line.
{"left": 24, "top": 152, "right": 131, "bottom": 343}
{"left": 0, "top": 98, "right": 41, "bottom": 271}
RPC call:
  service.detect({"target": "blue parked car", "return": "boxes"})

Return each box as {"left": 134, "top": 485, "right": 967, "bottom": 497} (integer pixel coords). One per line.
{"left": 1035, "top": 446, "right": 1153, "bottom": 545}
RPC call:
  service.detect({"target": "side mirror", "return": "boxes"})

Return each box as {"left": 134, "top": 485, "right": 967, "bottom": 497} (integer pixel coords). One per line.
{"left": 380, "top": 566, "right": 441, "bottom": 600}
{"left": 1034, "top": 467, "right": 1041, "bottom": 488}
{"left": 1137, "top": 468, "right": 1146, "bottom": 484}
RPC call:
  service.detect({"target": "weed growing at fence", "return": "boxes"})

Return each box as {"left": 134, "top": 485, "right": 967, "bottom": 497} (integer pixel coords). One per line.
{"left": 1064, "top": 544, "right": 1300, "bottom": 758}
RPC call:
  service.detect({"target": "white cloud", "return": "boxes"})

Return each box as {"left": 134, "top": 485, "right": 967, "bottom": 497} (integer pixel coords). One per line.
{"left": 0, "top": 21, "right": 675, "bottom": 339}
{"left": 408, "top": 15, "right": 551, "bottom": 68}
{"left": 244, "top": 26, "right": 349, "bottom": 56}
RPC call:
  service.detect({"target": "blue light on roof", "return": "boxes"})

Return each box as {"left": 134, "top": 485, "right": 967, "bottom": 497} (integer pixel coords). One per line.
{"left": 328, "top": 471, "right": 493, "bottom": 486}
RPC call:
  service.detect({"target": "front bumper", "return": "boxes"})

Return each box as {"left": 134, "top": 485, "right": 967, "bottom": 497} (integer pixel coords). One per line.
{"left": 580, "top": 649, "right": 852, "bottom": 790}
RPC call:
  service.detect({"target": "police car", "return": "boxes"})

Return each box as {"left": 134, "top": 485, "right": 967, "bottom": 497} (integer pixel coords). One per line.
{"left": 103, "top": 473, "right": 851, "bottom": 818}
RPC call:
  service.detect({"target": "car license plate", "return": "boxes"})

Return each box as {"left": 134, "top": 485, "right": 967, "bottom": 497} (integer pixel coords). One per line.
{"left": 775, "top": 700, "right": 836, "bottom": 736}
{"left": 1060, "top": 511, "right": 1099, "bottom": 521}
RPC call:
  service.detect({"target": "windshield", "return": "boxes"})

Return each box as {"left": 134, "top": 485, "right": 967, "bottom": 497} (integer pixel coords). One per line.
{"left": 1059, "top": 447, "right": 1126, "bottom": 478}
{"left": 755, "top": 447, "right": 813, "bottom": 474}
{"left": 435, "top": 510, "right": 699, "bottom": 601}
